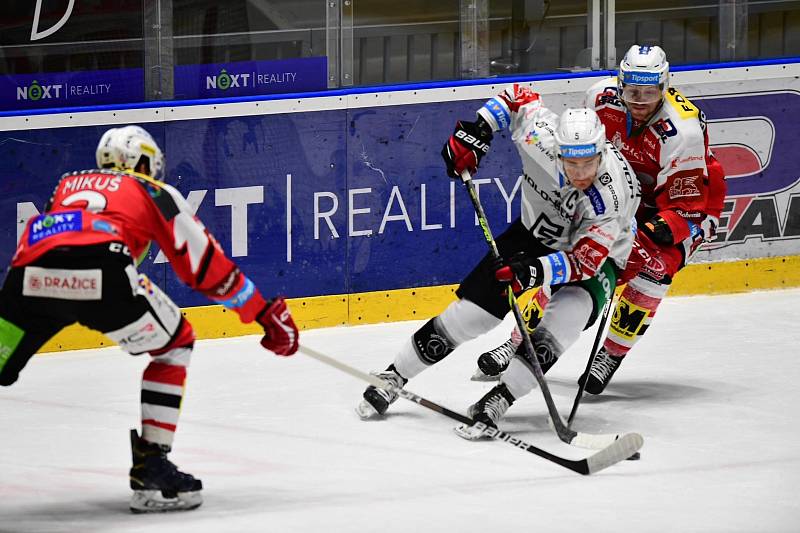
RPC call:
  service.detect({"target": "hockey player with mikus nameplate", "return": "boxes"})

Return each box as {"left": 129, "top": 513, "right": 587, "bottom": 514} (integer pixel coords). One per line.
{"left": 0, "top": 126, "right": 300, "bottom": 513}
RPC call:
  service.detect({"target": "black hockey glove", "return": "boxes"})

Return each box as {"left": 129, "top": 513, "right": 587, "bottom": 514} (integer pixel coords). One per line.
{"left": 441, "top": 118, "right": 493, "bottom": 178}
{"left": 640, "top": 215, "right": 674, "bottom": 245}
{"left": 494, "top": 252, "right": 545, "bottom": 294}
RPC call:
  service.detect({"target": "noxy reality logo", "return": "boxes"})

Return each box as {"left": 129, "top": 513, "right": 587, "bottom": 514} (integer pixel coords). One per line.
{"left": 16, "top": 80, "right": 62, "bottom": 101}
{"left": 206, "top": 69, "right": 251, "bottom": 91}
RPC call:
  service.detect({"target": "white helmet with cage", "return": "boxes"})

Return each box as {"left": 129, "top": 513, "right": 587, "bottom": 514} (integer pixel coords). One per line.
{"left": 95, "top": 125, "right": 165, "bottom": 178}
{"left": 554, "top": 107, "right": 606, "bottom": 161}
{"left": 617, "top": 44, "right": 670, "bottom": 105}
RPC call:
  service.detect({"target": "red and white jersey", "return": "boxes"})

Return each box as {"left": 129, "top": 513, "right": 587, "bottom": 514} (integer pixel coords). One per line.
{"left": 13, "top": 169, "right": 266, "bottom": 323}
{"left": 586, "top": 78, "right": 726, "bottom": 243}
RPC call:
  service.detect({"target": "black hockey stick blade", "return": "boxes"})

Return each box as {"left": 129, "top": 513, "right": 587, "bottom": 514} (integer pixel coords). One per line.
{"left": 299, "top": 344, "right": 643, "bottom": 475}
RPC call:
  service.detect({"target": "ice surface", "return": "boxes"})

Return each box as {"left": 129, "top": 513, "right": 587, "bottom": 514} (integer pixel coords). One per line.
{"left": 2, "top": 289, "right": 799, "bottom": 532}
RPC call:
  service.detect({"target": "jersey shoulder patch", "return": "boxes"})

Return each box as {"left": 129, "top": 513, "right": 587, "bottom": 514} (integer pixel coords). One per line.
{"left": 665, "top": 87, "right": 699, "bottom": 120}
{"left": 586, "top": 77, "right": 623, "bottom": 110}
{"left": 584, "top": 184, "right": 607, "bottom": 215}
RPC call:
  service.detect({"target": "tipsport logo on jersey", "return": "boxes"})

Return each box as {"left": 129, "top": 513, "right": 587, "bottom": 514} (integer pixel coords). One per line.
{"left": 696, "top": 90, "right": 800, "bottom": 249}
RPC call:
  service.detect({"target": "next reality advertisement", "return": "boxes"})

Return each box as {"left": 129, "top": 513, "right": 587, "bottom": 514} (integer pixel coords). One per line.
{"left": 174, "top": 57, "right": 328, "bottom": 100}
{"left": 0, "top": 68, "right": 145, "bottom": 111}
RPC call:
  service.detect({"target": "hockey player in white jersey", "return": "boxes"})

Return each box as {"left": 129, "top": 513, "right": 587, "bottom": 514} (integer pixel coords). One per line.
{"left": 475, "top": 45, "right": 727, "bottom": 391}
{"left": 355, "top": 85, "right": 640, "bottom": 421}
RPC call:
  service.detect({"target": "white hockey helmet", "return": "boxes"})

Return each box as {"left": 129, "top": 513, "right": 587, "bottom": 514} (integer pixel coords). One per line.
{"left": 617, "top": 44, "right": 669, "bottom": 104}
{"left": 554, "top": 107, "right": 606, "bottom": 160}
{"left": 554, "top": 108, "right": 606, "bottom": 185}
{"left": 95, "top": 125, "right": 165, "bottom": 178}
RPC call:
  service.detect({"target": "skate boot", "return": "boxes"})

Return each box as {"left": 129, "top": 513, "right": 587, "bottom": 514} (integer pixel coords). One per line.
{"left": 129, "top": 429, "right": 203, "bottom": 513}
{"left": 472, "top": 338, "right": 520, "bottom": 381}
{"left": 455, "top": 383, "right": 516, "bottom": 440}
{"left": 355, "top": 365, "right": 407, "bottom": 420}
{"left": 578, "top": 348, "right": 624, "bottom": 395}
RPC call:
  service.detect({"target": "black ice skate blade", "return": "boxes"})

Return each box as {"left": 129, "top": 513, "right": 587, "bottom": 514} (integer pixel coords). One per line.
{"left": 626, "top": 451, "right": 641, "bottom": 461}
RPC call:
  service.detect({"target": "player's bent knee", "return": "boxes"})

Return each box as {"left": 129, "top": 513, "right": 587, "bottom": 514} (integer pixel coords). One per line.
{"left": 105, "top": 275, "right": 191, "bottom": 355}
{"left": 412, "top": 317, "right": 456, "bottom": 365}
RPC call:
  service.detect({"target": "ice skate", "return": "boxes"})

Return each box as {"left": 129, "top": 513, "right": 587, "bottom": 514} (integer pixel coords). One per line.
{"left": 455, "top": 383, "right": 516, "bottom": 440}
{"left": 578, "top": 348, "right": 624, "bottom": 395}
{"left": 472, "top": 337, "right": 519, "bottom": 381}
{"left": 355, "top": 366, "right": 407, "bottom": 420}
{"left": 129, "top": 430, "right": 203, "bottom": 513}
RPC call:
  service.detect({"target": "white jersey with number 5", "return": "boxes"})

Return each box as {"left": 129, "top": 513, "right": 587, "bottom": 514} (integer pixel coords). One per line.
{"left": 479, "top": 85, "right": 641, "bottom": 282}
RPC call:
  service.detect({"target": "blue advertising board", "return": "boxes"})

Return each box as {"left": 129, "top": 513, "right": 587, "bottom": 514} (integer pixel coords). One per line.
{"left": 0, "top": 97, "right": 521, "bottom": 308}
{"left": 3, "top": 81, "right": 800, "bottom": 308}
{"left": 174, "top": 57, "right": 328, "bottom": 100}
{"left": 0, "top": 68, "right": 145, "bottom": 111}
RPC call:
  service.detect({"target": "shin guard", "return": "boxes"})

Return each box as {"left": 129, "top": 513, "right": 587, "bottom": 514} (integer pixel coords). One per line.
{"left": 605, "top": 276, "right": 669, "bottom": 357}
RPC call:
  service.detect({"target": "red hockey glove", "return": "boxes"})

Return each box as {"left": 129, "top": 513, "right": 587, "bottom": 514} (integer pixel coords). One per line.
{"left": 618, "top": 238, "right": 652, "bottom": 285}
{"left": 441, "top": 119, "right": 493, "bottom": 178}
{"left": 494, "top": 253, "right": 545, "bottom": 294}
{"left": 256, "top": 297, "right": 299, "bottom": 356}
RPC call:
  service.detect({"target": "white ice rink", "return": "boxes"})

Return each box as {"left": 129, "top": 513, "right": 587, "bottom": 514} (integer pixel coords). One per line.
{"left": 2, "top": 288, "right": 799, "bottom": 533}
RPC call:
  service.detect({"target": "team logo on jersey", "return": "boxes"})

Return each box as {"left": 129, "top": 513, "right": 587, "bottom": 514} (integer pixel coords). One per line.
{"left": 598, "top": 173, "right": 612, "bottom": 185}
{"left": 524, "top": 130, "right": 540, "bottom": 145}
{"left": 573, "top": 240, "right": 605, "bottom": 275}
{"left": 596, "top": 87, "right": 622, "bottom": 108}
{"left": 652, "top": 118, "right": 678, "bottom": 142}
{"left": 669, "top": 175, "right": 701, "bottom": 199}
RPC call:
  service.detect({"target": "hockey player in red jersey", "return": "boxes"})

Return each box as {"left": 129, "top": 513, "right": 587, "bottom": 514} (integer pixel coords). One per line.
{"left": 0, "top": 125, "right": 299, "bottom": 513}
{"left": 474, "top": 45, "right": 727, "bottom": 393}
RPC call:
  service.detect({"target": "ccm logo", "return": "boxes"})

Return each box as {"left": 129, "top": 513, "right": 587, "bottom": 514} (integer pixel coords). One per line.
{"left": 455, "top": 130, "right": 490, "bottom": 153}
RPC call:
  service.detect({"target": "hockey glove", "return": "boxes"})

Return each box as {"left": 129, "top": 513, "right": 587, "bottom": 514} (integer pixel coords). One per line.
{"left": 494, "top": 253, "right": 545, "bottom": 294}
{"left": 640, "top": 215, "right": 674, "bottom": 245}
{"left": 256, "top": 297, "right": 299, "bottom": 356}
{"left": 441, "top": 119, "right": 493, "bottom": 178}
{"left": 618, "top": 238, "right": 652, "bottom": 285}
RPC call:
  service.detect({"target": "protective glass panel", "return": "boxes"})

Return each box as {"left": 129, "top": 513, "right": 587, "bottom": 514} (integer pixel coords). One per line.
{"left": 615, "top": 1, "right": 721, "bottom": 65}
{"left": 171, "top": 1, "right": 329, "bottom": 99}
{"left": 747, "top": 1, "right": 800, "bottom": 60}
{"left": 350, "top": 0, "right": 460, "bottom": 86}
{"left": 488, "top": 0, "right": 591, "bottom": 76}
{"left": 173, "top": 0, "right": 326, "bottom": 65}
{"left": 0, "top": 1, "right": 145, "bottom": 110}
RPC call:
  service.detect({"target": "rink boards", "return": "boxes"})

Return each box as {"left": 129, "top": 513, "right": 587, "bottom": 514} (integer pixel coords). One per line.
{"left": 1, "top": 60, "right": 799, "bottom": 351}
